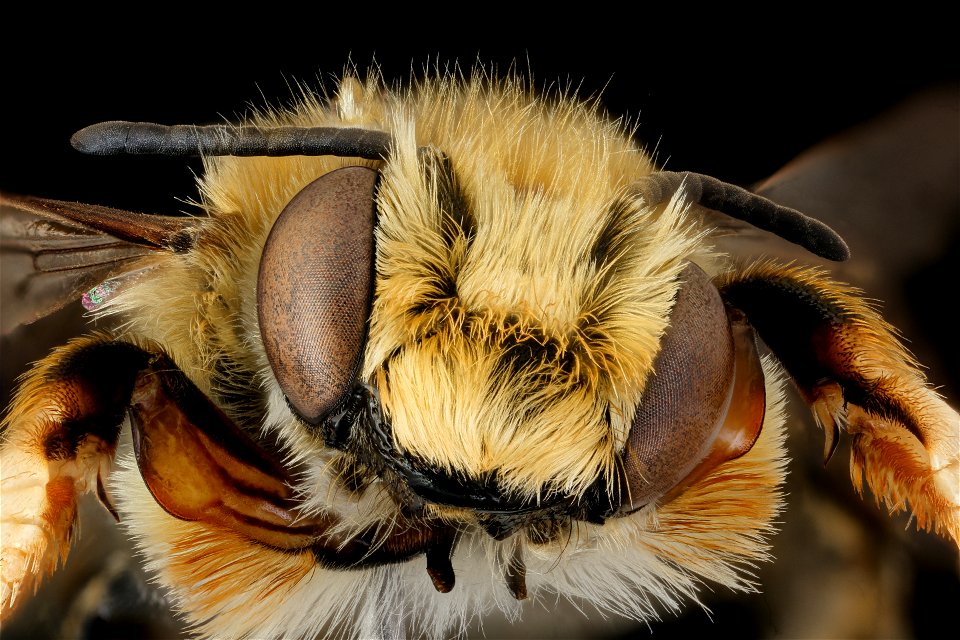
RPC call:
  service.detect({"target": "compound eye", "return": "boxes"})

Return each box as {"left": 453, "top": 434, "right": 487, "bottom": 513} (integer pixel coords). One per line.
{"left": 616, "top": 263, "right": 765, "bottom": 512}
{"left": 257, "top": 166, "right": 377, "bottom": 424}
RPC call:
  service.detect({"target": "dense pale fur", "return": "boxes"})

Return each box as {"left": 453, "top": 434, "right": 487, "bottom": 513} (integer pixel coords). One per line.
{"left": 90, "top": 70, "right": 784, "bottom": 636}
{"left": 109, "top": 71, "right": 698, "bottom": 497}
{"left": 111, "top": 362, "right": 787, "bottom": 638}
{"left": 8, "top": 68, "right": 953, "bottom": 638}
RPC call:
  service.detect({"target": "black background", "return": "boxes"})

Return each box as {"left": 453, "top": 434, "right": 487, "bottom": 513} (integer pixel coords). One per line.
{"left": 2, "top": 21, "right": 955, "bottom": 210}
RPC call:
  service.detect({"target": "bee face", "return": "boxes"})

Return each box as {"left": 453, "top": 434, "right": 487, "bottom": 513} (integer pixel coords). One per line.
{"left": 362, "top": 102, "right": 691, "bottom": 508}
{"left": 1, "top": 66, "right": 957, "bottom": 639}
{"left": 69, "top": 76, "right": 784, "bottom": 633}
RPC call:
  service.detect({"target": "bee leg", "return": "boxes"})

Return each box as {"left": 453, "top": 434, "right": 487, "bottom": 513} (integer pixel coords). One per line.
{"left": 424, "top": 528, "right": 457, "bottom": 593}
{"left": 1, "top": 334, "right": 152, "bottom": 619}
{"left": 503, "top": 537, "right": 528, "bottom": 600}
{"left": 718, "top": 262, "right": 960, "bottom": 544}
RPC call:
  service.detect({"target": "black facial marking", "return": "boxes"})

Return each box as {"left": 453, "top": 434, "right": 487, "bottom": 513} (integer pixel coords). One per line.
{"left": 591, "top": 198, "right": 633, "bottom": 269}
{"left": 208, "top": 353, "right": 267, "bottom": 429}
{"left": 321, "top": 385, "right": 368, "bottom": 449}
{"left": 577, "top": 475, "right": 618, "bottom": 523}
{"left": 496, "top": 329, "right": 578, "bottom": 383}
{"left": 419, "top": 147, "right": 476, "bottom": 247}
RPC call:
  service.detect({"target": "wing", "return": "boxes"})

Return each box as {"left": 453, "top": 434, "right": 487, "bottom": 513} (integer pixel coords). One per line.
{"left": 715, "top": 85, "right": 958, "bottom": 304}
{"left": 0, "top": 194, "right": 198, "bottom": 334}
{"left": 700, "top": 85, "right": 959, "bottom": 638}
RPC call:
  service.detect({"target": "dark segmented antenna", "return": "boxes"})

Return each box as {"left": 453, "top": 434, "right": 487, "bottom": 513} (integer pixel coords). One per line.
{"left": 630, "top": 171, "right": 850, "bottom": 262}
{"left": 71, "top": 121, "right": 394, "bottom": 160}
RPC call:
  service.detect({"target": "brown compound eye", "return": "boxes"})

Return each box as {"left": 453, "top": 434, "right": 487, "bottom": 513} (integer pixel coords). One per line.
{"left": 615, "top": 263, "right": 766, "bottom": 514}
{"left": 257, "top": 166, "right": 377, "bottom": 425}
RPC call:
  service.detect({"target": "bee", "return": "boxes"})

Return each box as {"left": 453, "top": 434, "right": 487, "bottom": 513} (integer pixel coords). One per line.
{"left": 1, "top": 67, "right": 957, "bottom": 639}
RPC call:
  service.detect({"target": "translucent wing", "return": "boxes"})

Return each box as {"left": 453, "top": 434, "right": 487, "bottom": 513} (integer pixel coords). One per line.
{"left": 716, "top": 86, "right": 958, "bottom": 299}
{"left": 0, "top": 194, "right": 197, "bottom": 333}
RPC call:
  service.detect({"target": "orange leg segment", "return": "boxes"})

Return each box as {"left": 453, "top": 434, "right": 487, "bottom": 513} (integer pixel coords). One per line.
{"left": 718, "top": 261, "right": 959, "bottom": 544}
{"left": 1, "top": 334, "right": 151, "bottom": 618}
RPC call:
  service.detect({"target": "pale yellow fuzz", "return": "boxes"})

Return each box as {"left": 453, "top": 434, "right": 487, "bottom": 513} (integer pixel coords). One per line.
{"left": 0, "top": 66, "right": 833, "bottom": 640}
{"left": 98, "top": 68, "right": 696, "bottom": 499}
{"left": 363, "top": 76, "right": 697, "bottom": 498}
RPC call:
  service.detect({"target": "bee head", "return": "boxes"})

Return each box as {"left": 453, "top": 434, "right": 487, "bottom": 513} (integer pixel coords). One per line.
{"left": 255, "top": 113, "right": 766, "bottom": 535}
{"left": 358, "top": 130, "right": 696, "bottom": 526}
{"left": 70, "top": 87, "right": 840, "bottom": 537}
{"left": 251, "top": 136, "right": 654, "bottom": 528}
{"left": 144, "top": 80, "right": 833, "bottom": 535}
